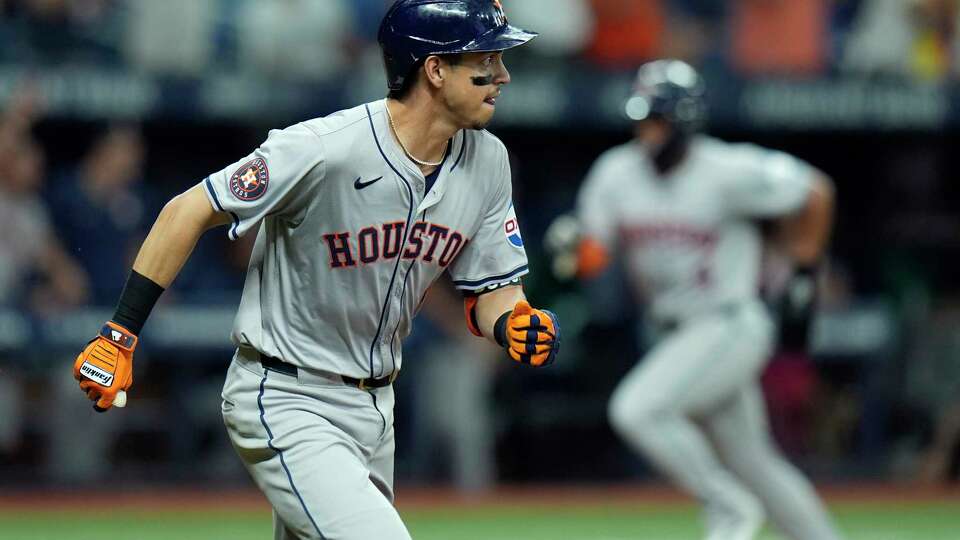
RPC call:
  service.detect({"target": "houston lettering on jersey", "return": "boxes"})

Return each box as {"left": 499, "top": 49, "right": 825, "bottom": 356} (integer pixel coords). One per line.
{"left": 619, "top": 223, "right": 717, "bottom": 247}
{"left": 324, "top": 221, "right": 467, "bottom": 269}
{"left": 619, "top": 223, "right": 718, "bottom": 288}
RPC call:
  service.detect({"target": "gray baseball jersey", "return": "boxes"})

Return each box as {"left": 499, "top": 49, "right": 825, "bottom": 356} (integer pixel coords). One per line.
{"left": 577, "top": 135, "right": 813, "bottom": 323}
{"left": 586, "top": 137, "right": 843, "bottom": 539}
{"left": 208, "top": 99, "right": 529, "bottom": 540}
{"left": 201, "top": 99, "right": 528, "bottom": 379}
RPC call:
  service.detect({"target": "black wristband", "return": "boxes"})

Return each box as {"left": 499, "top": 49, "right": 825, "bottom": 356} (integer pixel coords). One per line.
{"left": 493, "top": 311, "right": 511, "bottom": 348}
{"left": 111, "top": 270, "right": 165, "bottom": 335}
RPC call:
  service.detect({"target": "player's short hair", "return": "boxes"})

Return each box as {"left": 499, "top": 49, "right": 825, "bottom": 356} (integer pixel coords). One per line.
{"left": 387, "top": 53, "right": 464, "bottom": 101}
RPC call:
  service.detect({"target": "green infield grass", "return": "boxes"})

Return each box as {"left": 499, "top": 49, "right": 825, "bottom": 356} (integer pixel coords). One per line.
{"left": 1, "top": 497, "right": 957, "bottom": 540}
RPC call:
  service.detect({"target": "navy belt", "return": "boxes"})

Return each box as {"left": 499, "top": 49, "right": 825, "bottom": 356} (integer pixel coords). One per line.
{"left": 259, "top": 355, "right": 397, "bottom": 390}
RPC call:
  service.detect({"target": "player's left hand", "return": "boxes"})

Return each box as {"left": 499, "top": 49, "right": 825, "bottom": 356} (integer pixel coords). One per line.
{"left": 503, "top": 300, "right": 560, "bottom": 367}
{"left": 543, "top": 214, "right": 580, "bottom": 280}
{"left": 73, "top": 322, "right": 136, "bottom": 412}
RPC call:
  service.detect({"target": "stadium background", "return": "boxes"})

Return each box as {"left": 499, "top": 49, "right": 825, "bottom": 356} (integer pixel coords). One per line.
{"left": 1, "top": 0, "right": 960, "bottom": 538}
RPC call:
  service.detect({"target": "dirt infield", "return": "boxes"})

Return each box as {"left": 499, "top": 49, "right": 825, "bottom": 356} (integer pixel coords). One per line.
{"left": 0, "top": 483, "right": 957, "bottom": 513}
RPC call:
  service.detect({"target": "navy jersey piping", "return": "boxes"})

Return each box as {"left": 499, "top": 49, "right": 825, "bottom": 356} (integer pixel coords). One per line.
{"left": 204, "top": 176, "right": 242, "bottom": 240}
{"left": 365, "top": 103, "right": 416, "bottom": 379}
{"left": 385, "top": 209, "right": 427, "bottom": 376}
{"left": 371, "top": 390, "right": 388, "bottom": 438}
{"left": 257, "top": 371, "right": 327, "bottom": 539}
{"left": 424, "top": 143, "right": 452, "bottom": 196}
{"left": 453, "top": 264, "right": 529, "bottom": 289}
{"left": 450, "top": 131, "right": 468, "bottom": 172}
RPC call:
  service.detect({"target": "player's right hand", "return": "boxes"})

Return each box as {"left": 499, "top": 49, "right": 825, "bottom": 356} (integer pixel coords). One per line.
{"left": 73, "top": 322, "right": 136, "bottom": 412}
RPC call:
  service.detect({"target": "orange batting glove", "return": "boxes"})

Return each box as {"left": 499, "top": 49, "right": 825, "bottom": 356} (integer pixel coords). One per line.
{"left": 73, "top": 322, "right": 136, "bottom": 412}
{"left": 501, "top": 300, "right": 560, "bottom": 367}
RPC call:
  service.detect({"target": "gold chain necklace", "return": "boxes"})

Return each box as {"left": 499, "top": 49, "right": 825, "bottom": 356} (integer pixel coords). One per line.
{"left": 385, "top": 103, "right": 448, "bottom": 168}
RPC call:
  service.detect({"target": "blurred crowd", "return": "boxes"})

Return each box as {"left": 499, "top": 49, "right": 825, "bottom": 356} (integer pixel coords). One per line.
{"left": 4, "top": 0, "right": 960, "bottom": 82}
{"left": 0, "top": 87, "right": 255, "bottom": 314}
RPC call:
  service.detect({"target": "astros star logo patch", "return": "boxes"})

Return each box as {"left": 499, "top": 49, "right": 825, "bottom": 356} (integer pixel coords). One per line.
{"left": 229, "top": 158, "right": 269, "bottom": 201}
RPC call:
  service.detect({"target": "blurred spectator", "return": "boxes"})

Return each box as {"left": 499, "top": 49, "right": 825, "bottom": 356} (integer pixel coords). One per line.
{"left": 236, "top": 0, "right": 353, "bottom": 81}
{"left": 47, "top": 124, "right": 149, "bottom": 306}
{"left": 843, "top": 0, "right": 960, "bottom": 81}
{"left": 507, "top": 0, "right": 595, "bottom": 58}
{"left": 123, "top": 0, "right": 218, "bottom": 76}
{"left": 586, "top": 0, "right": 666, "bottom": 68}
{"left": 0, "top": 82, "right": 41, "bottom": 149}
{"left": 899, "top": 299, "right": 960, "bottom": 482}
{"left": 917, "top": 397, "right": 960, "bottom": 484}
{"left": 729, "top": 0, "right": 829, "bottom": 76}
{"left": 0, "top": 139, "right": 89, "bottom": 312}
{"left": 0, "top": 94, "right": 88, "bottom": 457}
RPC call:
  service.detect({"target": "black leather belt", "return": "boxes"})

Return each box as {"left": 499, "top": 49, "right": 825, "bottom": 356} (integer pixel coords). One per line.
{"left": 260, "top": 355, "right": 397, "bottom": 390}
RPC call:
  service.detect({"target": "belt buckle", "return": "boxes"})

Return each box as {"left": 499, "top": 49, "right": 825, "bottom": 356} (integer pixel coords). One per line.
{"left": 357, "top": 372, "right": 397, "bottom": 390}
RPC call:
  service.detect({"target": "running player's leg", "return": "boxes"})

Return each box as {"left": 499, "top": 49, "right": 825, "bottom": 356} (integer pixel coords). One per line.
{"left": 607, "top": 304, "right": 771, "bottom": 516}
{"left": 368, "top": 422, "right": 398, "bottom": 503}
{"left": 221, "top": 359, "right": 410, "bottom": 540}
{"left": 704, "top": 384, "right": 843, "bottom": 540}
{"left": 271, "top": 427, "right": 407, "bottom": 540}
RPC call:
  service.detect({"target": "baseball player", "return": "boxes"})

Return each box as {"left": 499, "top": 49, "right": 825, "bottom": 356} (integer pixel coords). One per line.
{"left": 547, "top": 60, "right": 842, "bottom": 540}
{"left": 70, "top": 2, "right": 559, "bottom": 539}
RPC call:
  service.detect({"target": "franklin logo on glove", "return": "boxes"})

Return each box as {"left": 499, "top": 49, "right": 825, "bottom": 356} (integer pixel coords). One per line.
{"left": 79, "top": 362, "right": 114, "bottom": 386}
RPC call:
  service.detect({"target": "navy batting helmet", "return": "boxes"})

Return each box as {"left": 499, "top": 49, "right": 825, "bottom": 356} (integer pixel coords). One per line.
{"left": 624, "top": 60, "right": 707, "bottom": 133}
{"left": 378, "top": 0, "right": 538, "bottom": 91}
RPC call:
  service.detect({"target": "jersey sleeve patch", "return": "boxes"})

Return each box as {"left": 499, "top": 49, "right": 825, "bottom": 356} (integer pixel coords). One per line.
{"left": 504, "top": 204, "right": 523, "bottom": 249}
{"left": 229, "top": 157, "right": 270, "bottom": 201}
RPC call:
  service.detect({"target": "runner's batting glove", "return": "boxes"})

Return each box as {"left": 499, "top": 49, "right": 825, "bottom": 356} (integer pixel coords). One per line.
{"left": 496, "top": 300, "right": 560, "bottom": 367}
{"left": 73, "top": 322, "right": 136, "bottom": 412}
{"left": 543, "top": 214, "right": 580, "bottom": 280}
{"left": 777, "top": 265, "right": 817, "bottom": 352}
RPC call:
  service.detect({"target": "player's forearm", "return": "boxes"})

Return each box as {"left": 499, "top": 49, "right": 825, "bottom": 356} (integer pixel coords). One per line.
{"left": 132, "top": 185, "right": 229, "bottom": 288}
{"left": 475, "top": 284, "right": 525, "bottom": 344}
{"left": 780, "top": 174, "right": 834, "bottom": 265}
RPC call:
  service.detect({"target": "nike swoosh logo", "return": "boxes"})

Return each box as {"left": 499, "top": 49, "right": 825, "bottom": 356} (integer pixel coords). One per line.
{"left": 354, "top": 176, "right": 383, "bottom": 190}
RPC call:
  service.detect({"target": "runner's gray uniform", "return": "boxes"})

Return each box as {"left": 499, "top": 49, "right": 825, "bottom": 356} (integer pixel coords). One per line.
{"left": 579, "top": 136, "right": 842, "bottom": 540}
{"left": 202, "top": 99, "right": 528, "bottom": 539}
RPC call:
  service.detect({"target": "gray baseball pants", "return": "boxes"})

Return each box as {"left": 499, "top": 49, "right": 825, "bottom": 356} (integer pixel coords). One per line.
{"left": 608, "top": 301, "right": 842, "bottom": 540}
{"left": 221, "top": 348, "right": 411, "bottom": 540}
